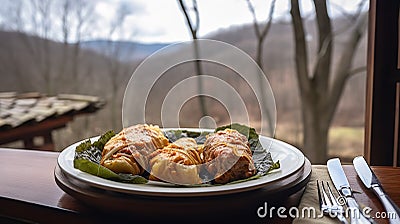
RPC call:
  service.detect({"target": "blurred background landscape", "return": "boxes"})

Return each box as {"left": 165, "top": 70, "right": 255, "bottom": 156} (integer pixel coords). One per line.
{"left": 0, "top": 0, "right": 367, "bottom": 163}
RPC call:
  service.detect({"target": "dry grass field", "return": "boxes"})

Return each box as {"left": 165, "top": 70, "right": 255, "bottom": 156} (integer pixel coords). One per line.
{"left": 276, "top": 123, "right": 364, "bottom": 163}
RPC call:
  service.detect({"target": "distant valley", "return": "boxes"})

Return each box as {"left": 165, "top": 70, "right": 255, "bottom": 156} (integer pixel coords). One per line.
{"left": 80, "top": 40, "right": 170, "bottom": 62}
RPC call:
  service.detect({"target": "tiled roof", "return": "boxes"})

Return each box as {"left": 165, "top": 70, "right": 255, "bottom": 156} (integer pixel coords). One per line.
{"left": 0, "top": 92, "right": 105, "bottom": 130}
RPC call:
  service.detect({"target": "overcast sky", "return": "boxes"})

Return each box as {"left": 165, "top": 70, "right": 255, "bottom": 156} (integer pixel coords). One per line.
{"left": 92, "top": 0, "right": 365, "bottom": 43}
{"left": 0, "top": 0, "right": 367, "bottom": 44}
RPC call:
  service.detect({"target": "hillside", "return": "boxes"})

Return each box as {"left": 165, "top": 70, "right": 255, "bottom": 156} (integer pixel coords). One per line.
{"left": 80, "top": 40, "right": 170, "bottom": 62}
{"left": 0, "top": 17, "right": 367, "bottom": 150}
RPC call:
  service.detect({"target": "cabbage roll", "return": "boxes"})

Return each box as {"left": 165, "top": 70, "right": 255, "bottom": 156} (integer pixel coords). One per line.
{"left": 203, "top": 129, "right": 256, "bottom": 184}
{"left": 100, "top": 124, "right": 169, "bottom": 175}
{"left": 149, "top": 137, "right": 203, "bottom": 185}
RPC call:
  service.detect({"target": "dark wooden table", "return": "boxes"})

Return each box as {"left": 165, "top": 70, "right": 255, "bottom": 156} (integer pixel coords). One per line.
{"left": 0, "top": 148, "right": 399, "bottom": 224}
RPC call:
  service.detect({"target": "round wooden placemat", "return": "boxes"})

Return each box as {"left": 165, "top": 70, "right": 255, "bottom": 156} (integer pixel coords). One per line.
{"left": 55, "top": 158, "right": 311, "bottom": 218}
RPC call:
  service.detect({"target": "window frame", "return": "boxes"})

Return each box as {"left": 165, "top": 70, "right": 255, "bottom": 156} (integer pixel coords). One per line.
{"left": 365, "top": 0, "right": 400, "bottom": 166}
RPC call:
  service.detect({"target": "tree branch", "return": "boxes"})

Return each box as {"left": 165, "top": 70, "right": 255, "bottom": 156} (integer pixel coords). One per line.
{"left": 326, "top": 12, "right": 368, "bottom": 124}
{"left": 331, "top": 0, "right": 367, "bottom": 22}
{"left": 246, "top": 0, "right": 261, "bottom": 38}
{"left": 310, "top": 0, "right": 367, "bottom": 94}
{"left": 192, "top": 0, "right": 200, "bottom": 33}
{"left": 260, "top": 0, "right": 276, "bottom": 38}
{"left": 348, "top": 66, "right": 366, "bottom": 77}
{"left": 290, "top": 0, "right": 310, "bottom": 93}
{"left": 246, "top": 0, "right": 276, "bottom": 39}
{"left": 177, "top": 0, "right": 207, "bottom": 117}
{"left": 178, "top": 0, "right": 197, "bottom": 38}
{"left": 30, "top": 0, "right": 39, "bottom": 36}
{"left": 311, "top": 0, "right": 332, "bottom": 97}
{"left": 330, "top": 0, "right": 367, "bottom": 39}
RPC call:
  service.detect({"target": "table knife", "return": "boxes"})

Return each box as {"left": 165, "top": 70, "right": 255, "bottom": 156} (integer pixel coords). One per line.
{"left": 353, "top": 156, "right": 400, "bottom": 224}
{"left": 327, "top": 158, "right": 375, "bottom": 224}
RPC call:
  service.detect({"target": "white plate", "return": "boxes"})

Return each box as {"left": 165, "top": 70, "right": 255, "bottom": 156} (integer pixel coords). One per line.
{"left": 57, "top": 130, "right": 305, "bottom": 197}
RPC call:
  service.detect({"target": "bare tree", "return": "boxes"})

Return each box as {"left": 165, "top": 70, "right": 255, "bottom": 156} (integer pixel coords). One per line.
{"left": 0, "top": 0, "right": 29, "bottom": 90}
{"left": 71, "top": 0, "right": 95, "bottom": 92}
{"left": 106, "top": 3, "right": 134, "bottom": 130}
{"left": 290, "top": 0, "right": 367, "bottom": 163}
{"left": 246, "top": 0, "right": 276, "bottom": 136}
{"left": 0, "top": 0, "right": 54, "bottom": 92}
{"left": 3, "top": 0, "right": 55, "bottom": 94}
{"left": 178, "top": 0, "right": 208, "bottom": 118}
{"left": 1, "top": 0, "right": 95, "bottom": 94}
{"left": 246, "top": 0, "right": 276, "bottom": 71}
{"left": 59, "top": 0, "right": 72, "bottom": 82}
{"left": 59, "top": 0, "right": 95, "bottom": 91}
{"left": 36, "top": 0, "right": 53, "bottom": 94}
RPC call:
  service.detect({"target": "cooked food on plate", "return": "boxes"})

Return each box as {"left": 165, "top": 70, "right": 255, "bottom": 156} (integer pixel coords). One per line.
{"left": 203, "top": 129, "right": 256, "bottom": 184}
{"left": 100, "top": 124, "right": 169, "bottom": 175}
{"left": 149, "top": 137, "right": 203, "bottom": 184}
{"left": 74, "top": 123, "right": 280, "bottom": 185}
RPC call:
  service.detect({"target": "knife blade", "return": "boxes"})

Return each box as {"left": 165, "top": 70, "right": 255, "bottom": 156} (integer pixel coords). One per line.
{"left": 327, "top": 158, "right": 375, "bottom": 224}
{"left": 353, "top": 156, "right": 400, "bottom": 224}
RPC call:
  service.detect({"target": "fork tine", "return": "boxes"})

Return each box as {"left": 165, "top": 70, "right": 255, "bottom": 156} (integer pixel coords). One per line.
{"left": 321, "top": 181, "right": 333, "bottom": 206}
{"left": 317, "top": 180, "right": 328, "bottom": 208}
{"left": 317, "top": 180, "right": 324, "bottom": 209}
{"left": 326, "top": 182, "right": 339, "bottom": 206}
{"left": 318, "top": 181, "right": 348, "bottom": 224}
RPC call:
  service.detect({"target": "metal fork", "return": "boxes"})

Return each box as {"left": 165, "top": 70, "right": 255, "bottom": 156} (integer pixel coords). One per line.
{"left": 318, "top": 180, "right": 349, "bottom": 224}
